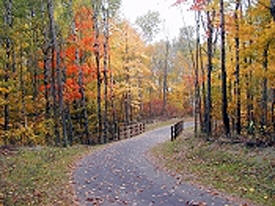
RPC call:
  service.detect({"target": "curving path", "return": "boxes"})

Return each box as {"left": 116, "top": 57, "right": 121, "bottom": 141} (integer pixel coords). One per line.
{"left": 73, "top": 122, "right": 237, "bottom": 206}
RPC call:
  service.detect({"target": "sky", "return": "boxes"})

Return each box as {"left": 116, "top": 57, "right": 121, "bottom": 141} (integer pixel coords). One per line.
{"left": 120, "top": 0, "right": 195, "bottom": 41}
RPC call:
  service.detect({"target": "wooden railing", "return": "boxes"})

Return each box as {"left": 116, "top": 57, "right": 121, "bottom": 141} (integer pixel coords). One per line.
{"left": 171, "top": 120, "right": 184, "bottom": 141}
{"left": 118, "top": 122, "right": 145, "bottom": 140}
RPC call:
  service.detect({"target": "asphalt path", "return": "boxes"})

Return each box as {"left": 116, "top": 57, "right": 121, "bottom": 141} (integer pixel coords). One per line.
{"left": 73, "top": 122, "right": 237, "bottom": 206}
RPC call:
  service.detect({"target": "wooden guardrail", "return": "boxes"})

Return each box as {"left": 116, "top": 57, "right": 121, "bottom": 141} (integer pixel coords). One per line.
{"left": 171, "top": 120, "right": 184, "bottom": 141}
{"left": 118, "top": 122, "right": 145, "bottom": 140}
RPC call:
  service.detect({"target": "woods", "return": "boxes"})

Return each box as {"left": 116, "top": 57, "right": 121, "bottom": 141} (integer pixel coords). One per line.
{"left": 175, "top": 0, "right": 275, "bottom": 143}
{"left": 0, "top": 1, "right": 274, "bottom": 206}
{"left": 0, "top": 0, "right": 274, "bottom": 146}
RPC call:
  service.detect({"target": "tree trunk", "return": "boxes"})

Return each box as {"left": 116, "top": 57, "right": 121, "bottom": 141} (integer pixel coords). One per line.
{"left": 272, "top": 89, "right": 275, "bottom": 133}
{"left": 261, "top": 42, "right": 270, "bottom": 131}
{"left": 41, "top": 1, "right": 51, "bottom": 120}
{"left": 124, "top": 31, "right": 130, "bottom": 125}
{"left": 77, "top": 52, "right": 90, "bottom": 144}
{"left": 31, "top": 9, "right": 38, "bottom": 118}
{"left": 162, "top": 40, "right": 169, "bottom": 115}
{"left": 103, "top": 3, "right": 109, "bottom": 143}
{"left": 130, "top": 93, "right": 133, "bottom": 122}
{"left": 64, "top": 0, "right": 76, "bottom": 145}
{"left": 194, "top": 11, "right": 200, "bottom": 136}
{"left": 206, "top": 10, "right": 213, "bottom": 138}
{"left": 124, "top": 91, "right": 130, "bottom": 124}
{"left": 57, "top": 45, "right": 68, "bottom": 147}
{"left": 19, "top": 46, "right": 27, "bottom": 128}
{"left": 93, "top": 1, "right": 102, "bottom": 143}
{"left": 246, "top": 41, "right": 254, "bottom": 129}
{"left": 271, "top": 0, "right": 275, "bottom": 21}
{"left": 43, "top": 45, "right": 51, "bottom": 119}
{"left": 66, "top": 105, "right": 74, "bottom": 145}
{"left": 234, "top": 0, "right": 241, "bottom": 135}
{"left": 220, "top": 0, "right": 231, "bottom": 136}
{"left": 200, "top": 44, "right": 206, "bottom": 133}
{"left": 138, "top": 76, "right": 143, "bottom": 120}
{"left": 149, "top": 87, "right": 152, "bottom": 117}
{"left": 47, "top": 0, "right": 61, "bottom": 145}
{"left": 3, "top": 0, "right": 13, "bottom": 132}
{"left": 109, "top": 49, "right": 117, "bottom": 140}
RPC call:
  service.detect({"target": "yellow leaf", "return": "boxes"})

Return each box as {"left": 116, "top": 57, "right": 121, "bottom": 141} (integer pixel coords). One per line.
{"left": 249, "top": 188, "right": 255, "bottom": 193}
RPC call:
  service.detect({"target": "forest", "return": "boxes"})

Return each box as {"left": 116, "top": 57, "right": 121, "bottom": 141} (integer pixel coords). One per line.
{"left": 0, "top": 0, "right": 274, "bottom": 147}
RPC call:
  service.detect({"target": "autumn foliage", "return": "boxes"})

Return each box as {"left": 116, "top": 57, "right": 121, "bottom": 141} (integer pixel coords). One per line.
{"left": 0, "top": 0, "right": 274, "bottom": 146}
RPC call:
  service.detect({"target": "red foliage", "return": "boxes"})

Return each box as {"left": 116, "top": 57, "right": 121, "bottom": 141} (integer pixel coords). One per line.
{"left": 143, "top": 98, "right": 185, "bottom": 118}
{"left": 190, "top": 0, "right": 207, "bottom": 11}
{"left": 39, "top": 84, "right": 51, "bottom": 92}
{"left": 173, "top": 0, "right": 207, "bottom": 11}
{"left": 62, "top": 6, "right": 98, "bottom": 103}
{"left": 66, "top": 65, "right": 77, "bottom": 76}
{"left": 38, "top": 61, "right": 44, "bottom": 69}
{"left": 38, "top": 6, "right": 102, "bottom": 103}
{"left": 65, "top": 46, "right": 76, "bottom": 61}
{"left": 64, "top": 78, "right": 82, "bottom": 101}
{"left": 172, "top": 0, "right": 187, "bottom": 6}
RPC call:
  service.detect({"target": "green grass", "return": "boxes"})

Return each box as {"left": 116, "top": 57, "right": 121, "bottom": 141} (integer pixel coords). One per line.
{"left": 0, "top": 145, "right": 100, "bottom": 206}
{"left": 151, "top": 130, "right": 275, "bottom": 206}
{"left": 146, "top": 117, "right": 190, "bottom": 132}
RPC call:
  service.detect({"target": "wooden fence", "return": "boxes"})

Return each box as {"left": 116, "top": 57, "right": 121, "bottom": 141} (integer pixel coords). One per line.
{"left": 171, "top": 120, "right": 184, "bottom": 141}
{"left": 118, "top": 122, "right": 146, "bottom": 140}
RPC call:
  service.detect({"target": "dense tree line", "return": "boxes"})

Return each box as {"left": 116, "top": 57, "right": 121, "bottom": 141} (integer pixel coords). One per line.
{"left": 175, "top": 0, "right": 275, "bottom": 143}
{"left": 0, "top": 0, "right": 274, "bottom": 146}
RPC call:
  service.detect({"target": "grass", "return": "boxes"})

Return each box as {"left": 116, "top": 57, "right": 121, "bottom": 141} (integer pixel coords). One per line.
{"left": 0, "top": 145, "right": 100, "bottom": 206}
{"left": 146, "top": 117, "right": 192, "bottom": 132}
{"left": 151, "top": 129, "right": 275, "bottom": 206}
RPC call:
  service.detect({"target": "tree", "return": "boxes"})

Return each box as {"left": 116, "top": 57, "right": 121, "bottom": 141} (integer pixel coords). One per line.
{"left": 194, "top": 11, "right": 200, "bottom": 136}
{"left": 103, "top": 0, "right": 109, "bottom": 143}
{"left": 234, "top": 0, "right": 241, "bottom": 135}
{"left": 220, "top": 0, "right": 230, "bottom": 136}
{"left": 261, "top": 42, "right": 270, "bottom": 132}
{"left": 271, "top": 0, "right": 275, "bottom": 20}
{"left": 93, "top": 0, "right": 103, "bottom": 143}
{"left": 162, "top": 40, "right": 169, "bottom": 115}
{"left": 3, "top": 0, "right": 13, "bottom": 132}
{"left": 47, "top": 0, "right": 64, "bottom": 145}
{"left": 135, "top": 10, "right": 161, "bottom": 43}
{"left": 1, "top": 0, "right": 274, "bottom": 146}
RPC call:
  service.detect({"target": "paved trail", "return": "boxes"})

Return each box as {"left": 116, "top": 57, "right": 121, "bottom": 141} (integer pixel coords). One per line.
{"left": 74, "top": 123, "right": 237, "bottom": 206}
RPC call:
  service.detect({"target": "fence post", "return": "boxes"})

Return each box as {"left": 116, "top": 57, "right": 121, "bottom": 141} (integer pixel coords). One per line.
{"left": 175, "top": 124, "right": 177, "bottom": 140}
{"left": 126, "top": 126, "right": 129, "bottom": 139}
{"left": 176, "top": 123, "right": 178, "bottom": 140}
{"left": 130, "top": 125, "right": 133, "bottom": 138}
{"left": 117, "top": 123, "right": 120, "bottom": 141}
{"left": 171, "top": 126, "right": 174, "bottom": 141}
{"left": 115, "top": 122, "right": 118, "bottom": 140}
{"left": 142, "top": 123, "right": 145, "bottom": 133}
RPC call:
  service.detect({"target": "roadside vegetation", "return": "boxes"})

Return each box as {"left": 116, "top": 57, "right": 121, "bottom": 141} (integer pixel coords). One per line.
{"left": 145, "top": 117, "right": 194, "bottom": 132}
{"left": 0, "top": 145, "right": 100, "bottom": 206}
{"left": 151, "top": 129, "right": 275, "bottom": 206}
{"left": 0, "top": 118, "right": 180, "bottom": 206}
{"left": 146, "top": 118, "right": 180, "bottom": 131}
{"left": 0, "top": 117, "right": 181, "bottom": 206}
